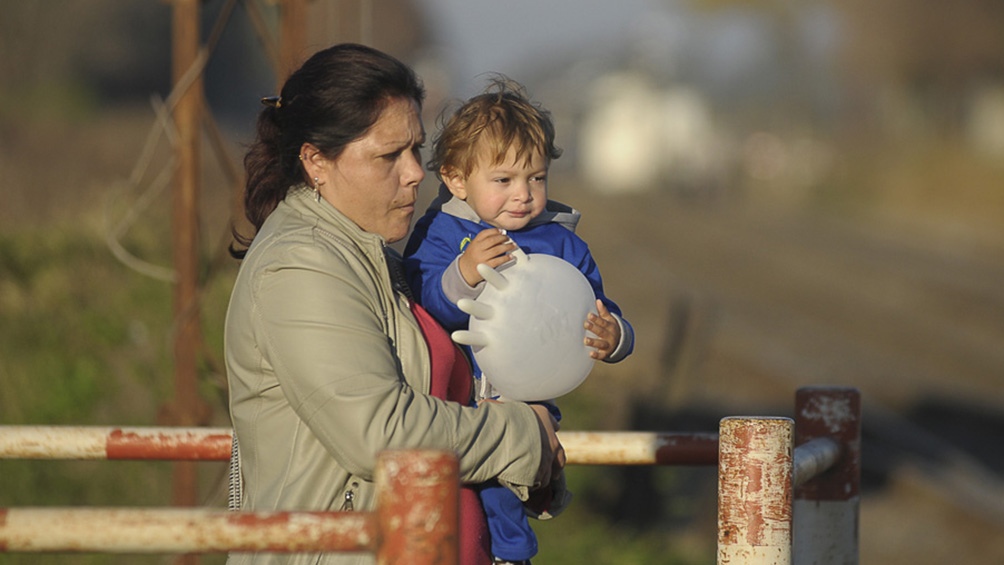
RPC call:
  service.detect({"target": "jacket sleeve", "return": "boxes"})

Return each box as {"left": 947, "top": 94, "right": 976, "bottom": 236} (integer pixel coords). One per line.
{"left": 251, "top": 243, "right": 543, "bottom": 490}
{"left": 403, "top": 216, "right": 476, "bottom": 331}
{"left": 568, "top": 238, "right": 635, "bottom": 362}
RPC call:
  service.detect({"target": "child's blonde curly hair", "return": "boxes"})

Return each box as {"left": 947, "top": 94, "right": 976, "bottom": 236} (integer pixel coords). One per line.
{"left": 428, "top": 75, "right": 563, "bottom": 180}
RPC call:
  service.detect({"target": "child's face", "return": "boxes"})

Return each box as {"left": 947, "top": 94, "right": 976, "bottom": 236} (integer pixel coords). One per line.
{"left": 444, "top": 146, "right": 548, "bottom": 231}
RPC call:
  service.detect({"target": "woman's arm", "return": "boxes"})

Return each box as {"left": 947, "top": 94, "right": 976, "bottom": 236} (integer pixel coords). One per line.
{"left": 252, "top": 244, "right": 549, "bottom": 489}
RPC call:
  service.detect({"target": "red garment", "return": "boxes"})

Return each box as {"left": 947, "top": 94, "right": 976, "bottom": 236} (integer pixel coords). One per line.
{"left": 410, "top": 301, "right": 492, "bottom": 564}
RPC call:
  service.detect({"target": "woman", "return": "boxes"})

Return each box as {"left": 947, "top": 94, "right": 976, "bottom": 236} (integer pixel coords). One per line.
{"left": 225, "top": 43, "right": 563, "bottom": 565}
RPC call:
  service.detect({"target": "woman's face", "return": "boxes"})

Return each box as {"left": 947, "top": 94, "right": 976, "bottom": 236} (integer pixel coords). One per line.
{"left": 321, "top": 97, "right": 426, "bottom": 243}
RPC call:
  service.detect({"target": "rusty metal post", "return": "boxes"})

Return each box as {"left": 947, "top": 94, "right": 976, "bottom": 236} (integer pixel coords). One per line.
{"left": 793, "top": 387, "right": 861, "bottom": 565}
{"left": 169, "top": 0, "right": 204, "bottom": 433}
{"left": 279, "top": 0, "right": 308, "bottom": 83}
{"left": 374, "top": 449, "right": 459, "bottom": 565}
{"left": 718, "top": 417, "right": 793, "bottom": 565}
{"left": 169, "top": 2, "right": 205, "bottom": 563}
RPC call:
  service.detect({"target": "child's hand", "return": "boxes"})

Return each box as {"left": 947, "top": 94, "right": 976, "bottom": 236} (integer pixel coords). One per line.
{"left": 458, "top": 228, "right": 516, "bottom": 287}
{"left": 584, "top": 299, "right": 621, "bottom": 361}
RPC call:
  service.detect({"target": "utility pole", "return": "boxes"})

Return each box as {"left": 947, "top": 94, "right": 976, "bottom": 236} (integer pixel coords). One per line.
{"left": 280, "top": 0, "right": 309, "bottom": 83}
{"left": 169, "top": 1, "right": 206, "bottom": 563}
{"left": 163, "top": 4, "right": 310, "bottom": 564}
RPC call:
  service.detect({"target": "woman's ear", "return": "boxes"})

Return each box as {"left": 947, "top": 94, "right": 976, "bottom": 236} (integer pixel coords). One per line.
{"left": 299, "top": 143, "right": 329, "bottom": 186}
{"left": 441, "top": 167, "right": 467, "bottom": 200}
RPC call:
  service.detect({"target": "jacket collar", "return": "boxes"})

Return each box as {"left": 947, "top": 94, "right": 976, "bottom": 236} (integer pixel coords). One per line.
{"left": 280, "top": 184, "right": 393, "bottom": 273}
{"left": 284, "top": 184, "right": 385, "bottom": 243}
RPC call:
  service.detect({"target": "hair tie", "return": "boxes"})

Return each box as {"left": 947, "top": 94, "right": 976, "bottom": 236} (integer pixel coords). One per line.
{"left": 260, "top": 95, "right": 282, "bottom": 109}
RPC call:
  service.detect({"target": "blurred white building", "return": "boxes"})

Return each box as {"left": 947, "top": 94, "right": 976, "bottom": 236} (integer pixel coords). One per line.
{"left": 577, "top": 71, "right": 727, "bottom": 195}
{"left": 968, "top": 85, "right": 1004, "bottom": 159}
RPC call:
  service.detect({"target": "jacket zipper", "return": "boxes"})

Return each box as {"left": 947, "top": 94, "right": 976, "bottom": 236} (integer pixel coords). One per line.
{"left": 340, "top": 481, "right": 359, "bottom": 511}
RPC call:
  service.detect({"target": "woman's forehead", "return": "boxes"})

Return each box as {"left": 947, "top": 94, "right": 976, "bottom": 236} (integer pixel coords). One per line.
{"left": 362, "top": 98, "right": 424, "bottom": 148}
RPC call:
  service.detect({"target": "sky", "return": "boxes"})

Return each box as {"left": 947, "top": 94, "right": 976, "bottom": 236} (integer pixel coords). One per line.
{"left": 417, "top": 0, "right": 660, "bottom": 92}
{"left": 412, "top": 0, "right": 840, "bottom": 107}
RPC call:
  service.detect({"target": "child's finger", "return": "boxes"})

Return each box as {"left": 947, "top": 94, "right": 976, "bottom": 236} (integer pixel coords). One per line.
{"left": 585, "top": 312, "right": 613, "bottom": 335}
{"left": 595, "top": 299, "right": 611, "bottom": 318}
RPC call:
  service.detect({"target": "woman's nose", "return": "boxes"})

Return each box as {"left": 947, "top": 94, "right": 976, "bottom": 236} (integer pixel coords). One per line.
{"left": 403, "top": 150, "right": 425, "bottom": 185}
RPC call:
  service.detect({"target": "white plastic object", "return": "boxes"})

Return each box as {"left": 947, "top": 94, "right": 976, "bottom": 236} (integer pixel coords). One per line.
{"left": 451, "top": 248, "right": 597, "bottom": 401}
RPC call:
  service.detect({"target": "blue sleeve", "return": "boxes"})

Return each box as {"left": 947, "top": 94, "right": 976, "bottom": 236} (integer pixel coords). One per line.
{"left": 403, "top": 213, "right": 471, "bottom": 331}
{"left": 560, "top": 235, "right": 620, "bottom": 316}
{"left": 564, "top": 235, "right": 635, "bottom": 360}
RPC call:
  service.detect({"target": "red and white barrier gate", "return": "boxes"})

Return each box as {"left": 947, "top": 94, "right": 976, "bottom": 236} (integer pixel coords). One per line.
{"left": 0, "top": 449, "right": 459, "bottom": 564}
{"left": 0, "top": 386, "right": 860, "bottom": 563}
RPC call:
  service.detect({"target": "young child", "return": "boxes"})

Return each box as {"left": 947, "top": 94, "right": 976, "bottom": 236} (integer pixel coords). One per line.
{"left": 403, "top": 77, "right": 634, "bottom": 565}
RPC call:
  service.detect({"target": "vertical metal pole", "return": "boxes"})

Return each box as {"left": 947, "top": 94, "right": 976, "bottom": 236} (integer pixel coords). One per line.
{"left": 170, "top": 1, "right": 203, "bottom": 563}
{"left": 328, "top": 0, "right": 363, "bottom": 45}
{"left": 718, "top": 417, "right": 794, "bottom": 565}
{"left": 375, "top": 449, "right": 459, "bottom": 565}
{"left": 279, "top": 0, "right": 308, "bottom": 84}
{"left": 359, "top": 0, "right": 373, "bottom": 45}
{"left": 793, "top": 387, "right": 861, "bottom": 564}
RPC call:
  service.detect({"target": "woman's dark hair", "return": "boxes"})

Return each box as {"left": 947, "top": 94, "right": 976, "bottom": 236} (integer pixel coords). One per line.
{"left": 231, "top": 43, "right": 425, "bottom": 258}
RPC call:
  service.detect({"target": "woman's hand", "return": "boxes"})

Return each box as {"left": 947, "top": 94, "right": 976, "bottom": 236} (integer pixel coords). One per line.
{"left": 458, "top": 228, "right": 516, "bottom": 287}
{"left": 584, "top": 299, "right": 621, "bottom": 360}
{"left": 529, "top": 404, "right": 564, "bottom": 487}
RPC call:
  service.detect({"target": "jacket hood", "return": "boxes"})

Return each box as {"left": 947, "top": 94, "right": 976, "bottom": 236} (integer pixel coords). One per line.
{"left": 430, "top": 183, "right": 581, "bottom": 233}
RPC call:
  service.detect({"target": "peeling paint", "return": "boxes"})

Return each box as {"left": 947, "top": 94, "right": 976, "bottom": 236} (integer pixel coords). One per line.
{"left": 718, "top": 417, "right": 793, "bottom": 564}
{"left": 799, "top": 395, "right": 853, "bottom": 435}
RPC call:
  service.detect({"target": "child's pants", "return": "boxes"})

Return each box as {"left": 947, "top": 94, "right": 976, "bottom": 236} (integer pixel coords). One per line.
{"left": 480, "top": 480, "right": 537, "bottom": 561}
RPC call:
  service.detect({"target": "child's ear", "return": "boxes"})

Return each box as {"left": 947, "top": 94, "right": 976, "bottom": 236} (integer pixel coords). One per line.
{"left": 441, "top": 167, "right": 468, "bottom": 200}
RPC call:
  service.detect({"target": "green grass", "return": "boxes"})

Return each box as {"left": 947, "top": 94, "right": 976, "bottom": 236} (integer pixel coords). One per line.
{"left": 0, "top": 219, "right": 230, "bottom": 565}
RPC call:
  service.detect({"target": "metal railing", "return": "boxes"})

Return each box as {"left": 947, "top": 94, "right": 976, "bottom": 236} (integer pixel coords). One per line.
{"left": 0, "top": 449, "right": 459, "bottom": 563}
{"left": 0, "top": 386, "right": 860, "bottom": 564}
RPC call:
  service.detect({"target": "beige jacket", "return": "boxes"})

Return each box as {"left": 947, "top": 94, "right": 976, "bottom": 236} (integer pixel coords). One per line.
{"left": 225, "top": 185, "right": 543, "bottom": 565}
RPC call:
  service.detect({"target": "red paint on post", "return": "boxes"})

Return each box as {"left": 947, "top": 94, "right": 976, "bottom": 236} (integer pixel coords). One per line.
{"left": 0, "top": 509, "right": 7, "bottom": 552}
{"left": 105, "top": 429, "right": 232, "bottom": 461}
{"left": 223, "top": 511, "right": 375, "bottom": 552}
{"left": 794, "top": 387, "right": 861, "bottom": 501}
{"left": 654, "top": 433, "right": 719, "bottom": 466}
{"left": 374, "top": 450, "right": 459, "bottom": 565}
{"left": 718, "top": 417, "right": 793, "bottom": 564}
